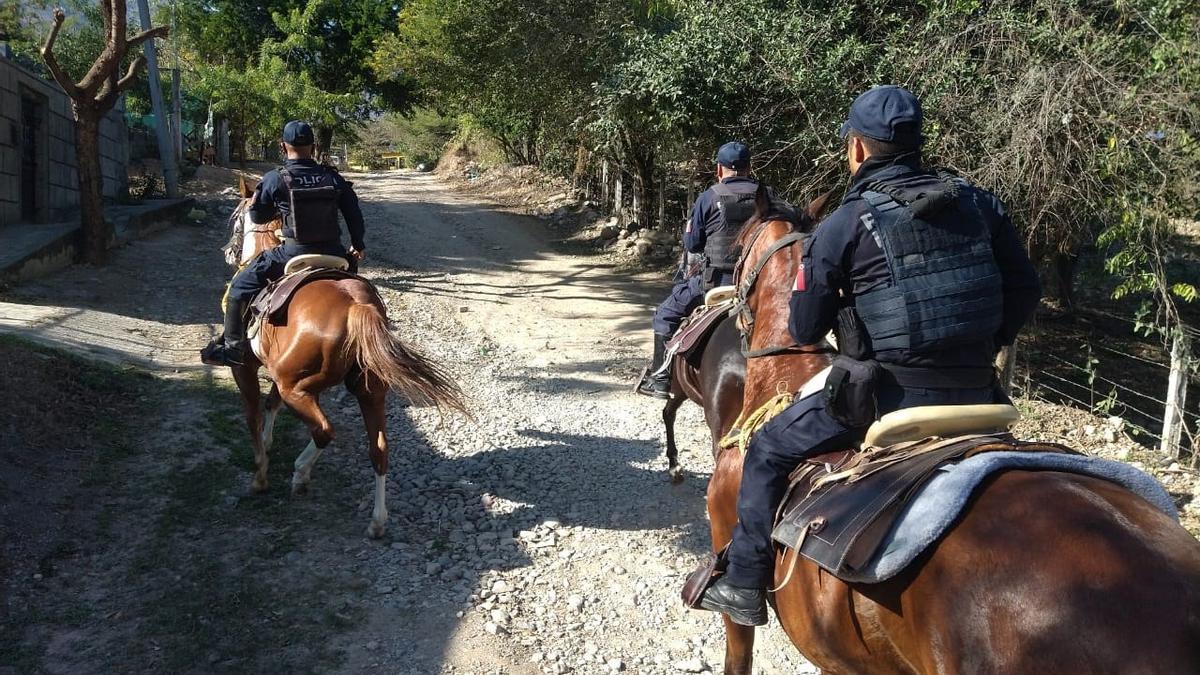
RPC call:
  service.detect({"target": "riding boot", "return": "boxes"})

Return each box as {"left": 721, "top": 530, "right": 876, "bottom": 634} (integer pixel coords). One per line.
{"left": 636, "top": 333, "right": 672, "bottom": 399}
{"left": 200, "top": 300, "right": 248, "bottom": 367}
{"left": 697, "top": 576, "right": 768, "bottom": 626}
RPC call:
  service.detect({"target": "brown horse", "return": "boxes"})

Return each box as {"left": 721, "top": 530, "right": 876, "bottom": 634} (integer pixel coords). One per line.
{"left": 220, "top": 178, "right": 466, "bottom": 538}
{"left": 661, "top": 316, "right": 744, "bottom": 482}
{"left": 705, "top": 202, "right": 1200, "bottom": 673}
{"left": 661, "top": 190, "right": 831, "bottom": 482}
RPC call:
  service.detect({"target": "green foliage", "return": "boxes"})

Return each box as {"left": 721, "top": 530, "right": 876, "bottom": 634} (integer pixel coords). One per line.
{"left": 378, "top": 0, "right": 1200, "bottom": 330}
{"left": 351, "top": 109, "right": 457, "bottom": 168}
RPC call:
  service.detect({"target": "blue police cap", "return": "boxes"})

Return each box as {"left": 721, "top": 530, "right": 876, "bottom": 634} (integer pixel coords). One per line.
{"left": 838, "top": 85, "right": 923, "bottom": 146}
{"left": 715, "top": 142, "right": 751, "bottom": 170}
{"left": 282, "top": 120, "right": 315, "bottom": 146}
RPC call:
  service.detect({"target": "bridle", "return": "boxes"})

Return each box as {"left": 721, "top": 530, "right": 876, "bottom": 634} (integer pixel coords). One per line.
{"left": 730, "top": 218, "right": 815, "bottom": 359}
{"left": 224, "top": 199, "right": 282, "bottom": 266}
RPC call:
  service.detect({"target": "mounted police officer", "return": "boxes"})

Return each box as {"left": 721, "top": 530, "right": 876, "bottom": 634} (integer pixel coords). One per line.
{"left": 694, "top": 85, "right": 1042, "bottom": 626}
{"left": 636, "top": 142, "right": 761, "bottom": 398}
{"left": 200, "top": 120, "right": 366, "bottom": 367}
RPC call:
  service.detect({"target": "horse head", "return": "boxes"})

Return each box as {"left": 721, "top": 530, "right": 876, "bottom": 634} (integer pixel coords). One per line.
{"left": 223, "top": 176, "right": 282, "bottom": 267}
{"left": 731, "top": 186, "right": 837, "bottom": 407}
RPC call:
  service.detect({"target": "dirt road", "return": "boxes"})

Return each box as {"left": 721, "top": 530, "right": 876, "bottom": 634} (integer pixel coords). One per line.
{"left": 0, "top": 172, "right": 813, "bottom": 674}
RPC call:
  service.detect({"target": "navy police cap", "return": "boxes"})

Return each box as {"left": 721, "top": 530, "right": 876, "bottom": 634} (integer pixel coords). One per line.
{"left": 282, "top": 120, "right": 315, "bottom": 146}
{"left": 838, "top": 85, "right": 923, "bottom": 146}
{"left": 715, "top": 141, "right": 751, "bottom": 169}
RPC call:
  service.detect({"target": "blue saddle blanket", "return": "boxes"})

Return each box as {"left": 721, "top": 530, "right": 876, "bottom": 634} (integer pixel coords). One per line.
{"left": 848, "top": 451, "right": 1178, "bottom": 584}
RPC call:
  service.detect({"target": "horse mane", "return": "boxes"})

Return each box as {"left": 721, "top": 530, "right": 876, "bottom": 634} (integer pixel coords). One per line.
{"left": 222, "top": 199, "right": 249, "bottom": 266}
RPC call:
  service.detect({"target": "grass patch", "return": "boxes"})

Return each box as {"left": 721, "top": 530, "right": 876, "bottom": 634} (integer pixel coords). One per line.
{"left": 1, "top": 339, "right": 350, "bottom": 673}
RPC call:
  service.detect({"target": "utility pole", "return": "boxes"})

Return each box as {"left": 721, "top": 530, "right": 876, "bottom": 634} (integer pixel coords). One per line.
{"left": 170, "top": 1, "right": 182, "bottom": 165}
{"left": 136, "top": 0, "right": 179, "bottom": 197}
{"left": 171, "top": 67, "right": 182, "bottom": 163}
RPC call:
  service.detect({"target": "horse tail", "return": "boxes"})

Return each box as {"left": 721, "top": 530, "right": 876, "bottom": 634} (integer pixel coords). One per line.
{"left": 343, "top": 302, "right": 469, "bottom": 416}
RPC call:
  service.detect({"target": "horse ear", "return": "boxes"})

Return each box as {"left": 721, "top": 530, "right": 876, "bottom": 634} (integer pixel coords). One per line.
{"left": 238, "top": 176, "right": 253, "bottom": 198}
{"left": 805, "top": 189, "right": 837, "bottom": 223}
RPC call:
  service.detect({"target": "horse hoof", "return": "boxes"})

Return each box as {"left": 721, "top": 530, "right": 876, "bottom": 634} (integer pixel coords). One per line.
{"left": 668, "top": 466, "right": 685, "bottom": 484}
{"left": 366, "top": 521, "right": 386, "bottom": 539}
{"left": 251, "top": 477, "right": 270, "bottom": 494}
{"left": 291, "top": 479, "right": 309, "bottom": 497}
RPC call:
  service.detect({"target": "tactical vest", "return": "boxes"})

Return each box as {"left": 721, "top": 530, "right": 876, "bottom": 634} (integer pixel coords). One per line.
{"left": 853, "top": 176, "right": 1004, "bottom": 354}
{"left": 279, "top": 167, "right": 342, "bottom": 245}
{"left": 704, "top": 182, "right": 758, "bottom": 272}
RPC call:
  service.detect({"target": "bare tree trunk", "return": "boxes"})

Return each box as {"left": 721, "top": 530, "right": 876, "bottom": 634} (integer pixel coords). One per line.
{"left": 41, "top": 3, "right": 169, "bottom": 265}
{"left": 317, "top": 126, "right": 334, "bottom": 163}
{"left": 74, "top": 107, "right": 112, "bottom": 264}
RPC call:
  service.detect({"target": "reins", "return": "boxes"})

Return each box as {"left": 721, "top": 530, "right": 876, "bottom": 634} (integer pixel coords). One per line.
{"left": 730, "top": 218, "right": 810, "bottom": 358}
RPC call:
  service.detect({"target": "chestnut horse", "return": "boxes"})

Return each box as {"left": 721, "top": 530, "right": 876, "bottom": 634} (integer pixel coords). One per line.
{"left": 220, "top": 178, "right": 466, "bottom": 538}
{"left": 706, "top": 206, "right": 1200, "bottom": 673}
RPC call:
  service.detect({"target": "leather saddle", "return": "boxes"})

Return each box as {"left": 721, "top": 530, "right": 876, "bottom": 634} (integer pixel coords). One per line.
{"left": 770, "top": 404, "right": 1079, "bottom": 580}
{"left": 250, "top": 255, "right": 362, "bottom": 326}
{"left": 666, "top": 290, "right": 737, "bottom": 359}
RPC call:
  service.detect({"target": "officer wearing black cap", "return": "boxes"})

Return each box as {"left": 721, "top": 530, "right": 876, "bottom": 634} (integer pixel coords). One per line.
{"left": 636, "top": 141, "right": 760, "bottom": 398}
{"left": 692, "top": 85, "right": 1042, "bottom": 625}
{"left": 201, "top": 120, "right": 366, "bottom": 367}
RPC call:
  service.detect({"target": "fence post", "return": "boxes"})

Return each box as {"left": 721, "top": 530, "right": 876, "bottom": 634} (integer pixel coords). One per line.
{"left": 657, "top": 171, "right": 666, "bottom": 230}
{"left": 1161, "top": 331, "right": 1190, "bottom": 457}
{"left": 601, "top": 160, "right": 610, "bottom": 212}
{"left": 613, "top": 170, "right": 624, "bottom": 226}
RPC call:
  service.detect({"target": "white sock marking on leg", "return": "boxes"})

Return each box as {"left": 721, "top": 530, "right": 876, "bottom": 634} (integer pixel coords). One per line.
{"left": 291, "top": 440, "right": 323, "bottom": 485}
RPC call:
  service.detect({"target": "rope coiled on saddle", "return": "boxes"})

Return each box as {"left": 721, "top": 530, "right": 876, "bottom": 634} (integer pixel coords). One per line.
{"left": 719, "top": 385, "right": 795, "bottom": 454}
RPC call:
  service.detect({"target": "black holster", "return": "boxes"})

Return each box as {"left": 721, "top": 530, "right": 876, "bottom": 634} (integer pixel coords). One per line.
{"left": 824, "top": 355, "right": 882, "bottom": 428}
{"left": 701, "top": 265, "right": 728, "bottom": 291}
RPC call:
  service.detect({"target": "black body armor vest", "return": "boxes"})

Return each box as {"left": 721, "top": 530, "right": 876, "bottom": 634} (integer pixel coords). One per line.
{"left": 854, "top": 174, "right": 1004, "bottom": 355}
{"left": 704, "top": 182, "right": 758, "bottom": 272}
{"left": 280, "top": 167, "right": 342, "bottom": 245}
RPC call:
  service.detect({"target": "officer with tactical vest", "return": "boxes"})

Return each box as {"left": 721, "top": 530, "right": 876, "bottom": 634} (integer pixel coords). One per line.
{"left": 200, "top": 120, "right": 366, "bottom": 367}
{"left": 693, "top": 86, "right": 1042, "bottom": 626}
{"left": 636, "top": 142, "right": 761, "bottom": 398}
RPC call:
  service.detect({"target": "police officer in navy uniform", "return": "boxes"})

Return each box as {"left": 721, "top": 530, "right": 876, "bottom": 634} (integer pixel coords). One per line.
{"left": 200, "top": 120, "right": 366, "bottom": 367}
{"left": 636, "top": 142, "right": 761, "bottom": 398}
{"left": 694, "top": 86, "right": 1042, "bottom": 626}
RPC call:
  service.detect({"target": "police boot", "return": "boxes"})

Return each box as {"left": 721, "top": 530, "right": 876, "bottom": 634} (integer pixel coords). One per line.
{"left": 697, "top": 576, "right": 768, "bottom": 627}
{"left": 635, "top": 333, "right": 672, "bottom": 399}
{"left": 200, "top": 300, "right": 248, "bottom": 367}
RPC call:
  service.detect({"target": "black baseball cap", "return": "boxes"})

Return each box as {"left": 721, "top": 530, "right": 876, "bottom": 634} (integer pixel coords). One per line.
{"left": 838, "top": 85, "right": 923, "bottom": 146}
{"left": 282, "top": 120, "right": 315, "bottom": 146}
{"left": 715, "top": 142, "right": 751, "bottom": 170}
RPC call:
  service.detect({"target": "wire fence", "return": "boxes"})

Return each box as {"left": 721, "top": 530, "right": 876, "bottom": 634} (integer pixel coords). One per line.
{"left": 1018, "top": 310, "right": 1196, "bottom": 463}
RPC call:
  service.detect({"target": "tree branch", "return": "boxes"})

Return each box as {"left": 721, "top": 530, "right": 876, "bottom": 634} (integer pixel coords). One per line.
{"left": 116, "top": 54, "right": 147, "bottom": 93}
{"left": 40, "top": 8, "right": 82, "bottom": 99}
{"left": 126, "top": 25, "right": 170, "bottom": 51}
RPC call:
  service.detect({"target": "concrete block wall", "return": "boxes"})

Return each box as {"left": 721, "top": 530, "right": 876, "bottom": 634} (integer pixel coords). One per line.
{"left": 0, "top": 59, "right": 20, "bottom": 227}
{"left": 0, "top": 57, "right": 130, "bottom": 227}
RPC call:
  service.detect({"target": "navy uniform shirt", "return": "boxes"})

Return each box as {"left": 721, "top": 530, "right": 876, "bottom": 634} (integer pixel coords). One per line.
{"left": 682, "top": 176, "right": 759, "bottom": 253}
{"left": 790, "top": 154, "right": 1041, "bottom": 369}
{"left": 249, "top": 158, "right": 366, "bottom": 251}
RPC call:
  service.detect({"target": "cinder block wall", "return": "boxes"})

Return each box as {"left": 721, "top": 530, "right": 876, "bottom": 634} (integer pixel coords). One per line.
{"left": 0, "top": 57, "right": 129, "bottom": 227}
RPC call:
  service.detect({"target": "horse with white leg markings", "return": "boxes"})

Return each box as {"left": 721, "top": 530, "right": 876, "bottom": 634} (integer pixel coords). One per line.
{"left": 219, "top": 177, "right": 467, "bottom": 537}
